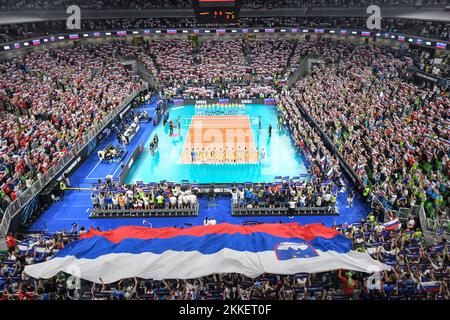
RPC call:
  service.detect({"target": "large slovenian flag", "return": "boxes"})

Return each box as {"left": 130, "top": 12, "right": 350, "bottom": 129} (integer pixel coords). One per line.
{"left": 24, "top": 223, "right": 389, "bottom": 283}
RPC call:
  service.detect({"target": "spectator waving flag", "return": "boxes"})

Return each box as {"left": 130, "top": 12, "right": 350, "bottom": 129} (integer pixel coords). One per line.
{"left": 419, "top": 281, "right": 441, "bottom": 293}
{"left": 24, "top": 223, "right": 389, "bottom": 283}
{"left": 326, "top": 167, "right": 334, "bottom": 177}
{"left": 383, "top": 218, "right": 401, "bottom": 230}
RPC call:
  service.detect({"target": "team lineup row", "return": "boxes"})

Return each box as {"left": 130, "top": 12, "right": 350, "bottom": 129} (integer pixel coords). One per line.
{"left": 185, "top": 146, "right": 268, "bottom": 164}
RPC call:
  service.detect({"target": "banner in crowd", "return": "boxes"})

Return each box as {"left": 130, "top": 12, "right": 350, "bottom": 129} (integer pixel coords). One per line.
{"left": 24, "top": 223, "right": 389, "bottom": 283}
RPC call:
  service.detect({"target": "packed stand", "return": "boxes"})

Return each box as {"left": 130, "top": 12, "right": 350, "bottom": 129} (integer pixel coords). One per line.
{"left": 1, "top": 17, "right": 449, "bottom": 44}
{"left": 241, "top": 0, "right": 448, "bottom": 9}
{"left": 0, "top": 44, "right": 142, "bottom": 214}
{"left": 1, "top": 210, "right": 448, "bottom": 300}
{"left": 0, "top": 0, "right": 192, "bottom": 11}
{"left": 90, "top": 179, "right": 198, "bottom": 211}
{"left": 285, "top": 42, "right": 449, "bottom": 226}
{"left": 0, "top": 0, "right": 447, "bottom": 11}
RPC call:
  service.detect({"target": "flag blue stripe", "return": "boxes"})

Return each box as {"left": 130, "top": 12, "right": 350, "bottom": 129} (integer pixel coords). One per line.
{"left": 55, "top": 233, "right": 352, "bottom": 259}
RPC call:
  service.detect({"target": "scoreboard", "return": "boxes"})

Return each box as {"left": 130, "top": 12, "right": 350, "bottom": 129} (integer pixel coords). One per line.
{"left": 193, "top": 0, "right": 242, "bottom": 23}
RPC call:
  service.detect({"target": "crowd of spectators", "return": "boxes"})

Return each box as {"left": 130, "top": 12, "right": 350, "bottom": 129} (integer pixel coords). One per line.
{"left": 231, "top": 181, "right": 346, "bottom": 210}
{"left": 0, "top": 32, "right": 447, "bottom": 302}
{"left": 241, "top": 0, "right": 449, "bottom": 9}
{"left": 112, "top": 38, "right": 284, "bottom": 99}
{"left": 413, "top": 49, "right": 450, "bottom": 78}
{"left": 0, "top": 0, "right": 447, "bottom": 11}
{"left": 0, "top": 44, "right": 143, "bottom": 216}
{"left": 90, "top": 179, "right": 198, "bottom": 211}
{"left": 0, "top": 0, "right": 192, "bottom": 11}
{"left": 2, "top": 36, "right": 447, "bottom": 218}
{"left": 1, "top": 209, "right": 448, "bottom": 300}
{"left": 246, "top": 39, "right": 296, "bottom": 82}
{"left": 280, "top": 42, "right": 449, "bottom": 228}
{"left": 0, "top": 17, "right": 449, "bottom": 44}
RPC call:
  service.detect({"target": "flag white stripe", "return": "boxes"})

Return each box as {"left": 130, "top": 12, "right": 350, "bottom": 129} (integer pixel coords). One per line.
{"left": 24, "top": 249, "right": 389, "bottom": 284}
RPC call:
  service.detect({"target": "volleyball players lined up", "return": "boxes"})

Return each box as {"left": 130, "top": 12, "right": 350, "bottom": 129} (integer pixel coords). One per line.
{"left": 187, "top": 146, "right": 266, "bottom": 164}
{"left": 194, "top": 102, "right": 246, "bottom": 116}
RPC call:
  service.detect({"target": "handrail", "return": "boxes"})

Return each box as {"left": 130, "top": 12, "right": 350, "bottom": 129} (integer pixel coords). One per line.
{"left": 0, "top": 84, "right": 148, "bottom": 249}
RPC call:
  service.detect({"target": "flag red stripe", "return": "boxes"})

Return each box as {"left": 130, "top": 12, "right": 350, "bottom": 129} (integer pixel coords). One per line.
{"left": 81, "top": 223, "right": 340, "bottom": 243}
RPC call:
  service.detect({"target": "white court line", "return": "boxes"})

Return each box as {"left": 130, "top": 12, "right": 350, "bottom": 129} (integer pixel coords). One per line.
{"left": 192, "top": 116, "right": 249, "bottom": 118}
{"left": 189, "top": 124, "right": 252, "bottom": 127}
{"left": 86, "top": 163, "right": 120, "bottom": 180}
{"left": 54, "top": 218, "right": 90, "bottom": 221}
{"left": 112, "top": 163, "right": 122, "bottom": 177}
{"left": 85, "top": 160, "right": 101, "bottom": 179}
{"left": 63, "top": 204, "right": 91, "bottom": 207}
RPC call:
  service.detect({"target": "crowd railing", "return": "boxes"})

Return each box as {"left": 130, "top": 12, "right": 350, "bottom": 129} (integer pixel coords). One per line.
{"left": 232, "top": 205, "right": 339, "bottom": 216}
{"left": 89, "top": 204, "right": 199, "bottom": 218}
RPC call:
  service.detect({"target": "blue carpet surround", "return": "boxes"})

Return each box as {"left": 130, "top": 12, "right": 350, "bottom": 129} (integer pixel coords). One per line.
{"left": 29, "top": 102, "right": 371, "bottom": 233}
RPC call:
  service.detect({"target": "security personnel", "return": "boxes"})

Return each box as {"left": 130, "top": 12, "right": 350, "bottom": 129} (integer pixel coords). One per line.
{"left": 363, "top": 186, "right": 371, "bottom": 198}
{"left": 414, "top": 230, "right": 422, "bottom": 239}
{"left": 331, "top": 193, "right": 337, "bottom": 208}
{"left": 156, "top": 193, "right": 164, "bottom": 208}
{"left": 149, "top": 191, "right": 155, "bottom": 208}
{"left": 60, "top": 180, "right": 67, "bottom": 197}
